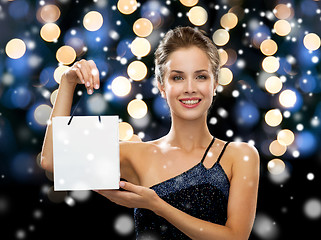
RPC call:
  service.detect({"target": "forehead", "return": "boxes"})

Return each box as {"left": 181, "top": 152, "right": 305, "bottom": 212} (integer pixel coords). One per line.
{"left": 165, "top": 46, "right": 211, "bottom": 72}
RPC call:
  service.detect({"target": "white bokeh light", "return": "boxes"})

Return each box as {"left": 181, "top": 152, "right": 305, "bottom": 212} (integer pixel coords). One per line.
{"left": 86, "top": 93, "right": 107, "bottom": 114}
{"left": 303, "top": 198, "right": 321, "bottom": 220}
{"left": 34, "top": 104, "right": 52, "bottom": 125}
{"left": 114, "top": 214, "right": 134, "bottom": 236}
{"left": 70, "top": 190, "right": 91, "bottom": 202}
{"left": 253, "top": 213, "right": 279, "bottom": 239}
{"left": 268, "top": 165, "right": 290, "bottom": 184}
{"left": 307, "top": 173, "right": 314, "bottom": 181}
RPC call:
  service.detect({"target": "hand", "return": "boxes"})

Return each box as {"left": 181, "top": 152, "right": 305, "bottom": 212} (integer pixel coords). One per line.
{"left": 94, "top": 181, "right": 161, "bottom": 212}
{"left": 62, "top": 59, "right": 100, "bottom": 95}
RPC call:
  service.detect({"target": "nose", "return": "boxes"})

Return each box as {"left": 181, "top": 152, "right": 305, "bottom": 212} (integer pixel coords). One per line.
{"left": 184, "top": 78, "right": 196, "bottom": 94}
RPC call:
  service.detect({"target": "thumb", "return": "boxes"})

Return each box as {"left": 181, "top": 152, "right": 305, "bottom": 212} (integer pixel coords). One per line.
{"left": 119, "top": 181, "right": 141, "bottom": 193}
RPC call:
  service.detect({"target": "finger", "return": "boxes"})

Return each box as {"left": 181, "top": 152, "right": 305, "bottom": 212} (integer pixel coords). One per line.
{"left": 119, "top": 181, "right": 143, "bottom": 195}
{"left": 72, "top": 65, "right": 85, "bottom": 84}
{"left": 78, "top": 60, "right": 93, "bottom": 94}
{"left": 88, "top": 60, "right": 100, "bottom": 90}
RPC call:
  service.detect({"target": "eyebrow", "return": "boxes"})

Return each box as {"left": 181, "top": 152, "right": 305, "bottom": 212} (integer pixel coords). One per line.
{"left": 171, "top": 69, "right": 209, "bottom": 74}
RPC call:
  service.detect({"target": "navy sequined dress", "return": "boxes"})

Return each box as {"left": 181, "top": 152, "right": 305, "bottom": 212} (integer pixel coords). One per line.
{"left": 134, "top": 137, "right": 231, "bottom": 240}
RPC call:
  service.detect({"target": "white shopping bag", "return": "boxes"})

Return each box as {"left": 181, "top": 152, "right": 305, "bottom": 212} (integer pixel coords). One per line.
{"left": 52, "top": 115, "right": 119, "bottom": 191}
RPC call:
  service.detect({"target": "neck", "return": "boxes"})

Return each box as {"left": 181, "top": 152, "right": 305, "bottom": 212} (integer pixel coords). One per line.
{"left": 165, "top": 113, "right": 213, "bottom": 151}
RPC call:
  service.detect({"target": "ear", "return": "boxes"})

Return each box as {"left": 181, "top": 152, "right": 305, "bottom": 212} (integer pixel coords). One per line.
{"left": 213, "top": 80, "right": 218, "bottom": 96}
{"left": 157, "top": 81, "right": 166, "bottom": 98}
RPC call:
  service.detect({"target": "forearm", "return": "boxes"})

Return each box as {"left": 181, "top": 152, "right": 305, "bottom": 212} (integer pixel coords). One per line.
{"left": 154, "top": 198, "right": 237, "bottom": 240}
{"left": 40, "top": 78, "right": 77, "bottom": 172}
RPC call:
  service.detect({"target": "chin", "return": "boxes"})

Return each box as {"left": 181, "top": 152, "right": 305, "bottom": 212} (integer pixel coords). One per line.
{"left": 171, "top": 109, "right": 208, "bottom": 121}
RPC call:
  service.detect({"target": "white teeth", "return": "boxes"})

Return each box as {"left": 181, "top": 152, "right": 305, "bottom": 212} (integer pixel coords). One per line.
{"left": 181, "top": 100, "right": 200, "bottom": 105}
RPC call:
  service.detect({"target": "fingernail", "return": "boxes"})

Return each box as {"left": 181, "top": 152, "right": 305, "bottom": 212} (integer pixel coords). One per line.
{"left": 86, "top": 82, "right": 90, "bottom": 87}
{"left": 119, "top": 181, "right": 125, "bottom": 188}
{"left": 94, "top": 84, "right": 99, "bottom": 89}
{"left": 88, "top": 89, "right": 93, "bottom": 95}
{"left": 81, "top": 79, "right": 85, "bottom": 84}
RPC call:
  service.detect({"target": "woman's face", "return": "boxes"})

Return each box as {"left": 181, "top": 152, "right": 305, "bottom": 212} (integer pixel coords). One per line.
{"left": 158, "top": 46, "right": 217, "bottom": 121}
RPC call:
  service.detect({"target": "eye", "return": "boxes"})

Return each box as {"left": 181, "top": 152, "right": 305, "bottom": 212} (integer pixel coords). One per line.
{"left": 197, "top": 75, "right": 207, "bottom": 80}
{"left": 173, "top": 75, "right": 183, "bottom": 81}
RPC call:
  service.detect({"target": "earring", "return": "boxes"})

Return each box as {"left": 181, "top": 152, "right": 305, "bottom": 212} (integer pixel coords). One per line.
{"left": 213, "top": 91, "right": 217, "bottom": 96}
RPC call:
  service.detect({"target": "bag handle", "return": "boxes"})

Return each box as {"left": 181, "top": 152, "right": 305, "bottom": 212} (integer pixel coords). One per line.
{"left": 67, "top": 91, "right": 101, "bottom": 125}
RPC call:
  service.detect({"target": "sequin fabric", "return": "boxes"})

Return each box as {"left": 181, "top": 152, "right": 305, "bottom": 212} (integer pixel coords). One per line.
{"left": 134, "top": 137, "right": 230, "bottom": 240}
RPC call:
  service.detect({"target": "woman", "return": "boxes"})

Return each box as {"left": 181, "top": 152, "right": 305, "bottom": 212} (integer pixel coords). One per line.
{"left": 41, "top": 26, "right": 259, "bottom": 240}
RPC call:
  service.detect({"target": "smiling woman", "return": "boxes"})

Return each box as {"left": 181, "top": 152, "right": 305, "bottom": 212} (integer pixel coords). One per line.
{"left": 100, "top": 27, "right": 259, "bottom": 240}
{"left": 41, "top": 26, "right": 259, "bottom": 240}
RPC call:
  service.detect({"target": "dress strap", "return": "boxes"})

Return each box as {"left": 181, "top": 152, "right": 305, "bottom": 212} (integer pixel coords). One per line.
{"left": 217, "top": 141, "right": 230, "bottom": 164}
{"left": 200, "top": 136, "right": 216, "bottom": 164}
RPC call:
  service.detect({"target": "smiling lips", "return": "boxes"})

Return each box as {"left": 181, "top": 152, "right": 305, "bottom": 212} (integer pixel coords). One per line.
{"left": 179, "top": 98, "right": 202, "bottom": 108}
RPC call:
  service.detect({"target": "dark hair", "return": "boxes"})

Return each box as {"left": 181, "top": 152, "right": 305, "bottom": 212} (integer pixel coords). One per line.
{"left": 154, "top": 26, "right": 220, "bottom": 85}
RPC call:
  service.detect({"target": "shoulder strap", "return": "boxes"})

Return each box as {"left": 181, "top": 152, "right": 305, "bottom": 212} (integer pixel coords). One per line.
{"left": 217, "top": 141, "right": 230, "bottom": 163}
{"left": 200, "top": 136, "right": 216, "bottom": 164}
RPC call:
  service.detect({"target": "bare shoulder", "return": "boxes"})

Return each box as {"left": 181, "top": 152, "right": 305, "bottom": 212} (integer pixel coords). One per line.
{"left": 227, "top": 141, "right": 260, "bottom": 174}
{"left": 228, "top": 142, "right": 260, "bottom": 159}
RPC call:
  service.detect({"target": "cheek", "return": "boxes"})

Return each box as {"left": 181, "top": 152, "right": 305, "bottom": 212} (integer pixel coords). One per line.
{"left": 165, "top": 83, "right": 181, "bottom": 98}
{"left": 200, "top": 83, "right": 214, "bottom": 98}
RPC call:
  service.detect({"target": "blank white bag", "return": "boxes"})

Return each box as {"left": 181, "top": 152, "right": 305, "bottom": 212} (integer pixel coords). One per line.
{"left": 52, "top": 115, "right": 119, "bottom": 191}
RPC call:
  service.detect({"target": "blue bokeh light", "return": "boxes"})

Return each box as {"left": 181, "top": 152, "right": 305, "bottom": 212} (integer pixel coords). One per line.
{"left": 141, "top": 78, "right": 157, "bottom": 99}
{"left": 251, "top": 24, "right": 271, "bottom": 39}
{"left": 233, "top": 101, "right": 260, "bottom": 128}
{"left": 297, "top": 42, "right": 320, "bottom": 68}
{"left": 298, "top": 74, "right": 320, "bottom": 93}
{"left": 8, "top": 0, "right": 30, "bottom": 19}
{"left": 39, "top": 66, "right": 57, "bottom": 88}
{"left": 84, "top": 25, "right": 111, "bottom": 52}
{"left": 295, "top": 130, "right": 318, "bottom": 157}
{"left": 152, "top": 95, "right": 170, "bottom": 121}
{"left": 277, "top": 57, "right": 292, "bottom": 75}
{"left": 140, "top": 0, "right": 168, "bottom": 28}
{"left": 5, "top": 52, "right": 31, "bottom": 80}
{"left": 300, "top": 0, "right": 318, "bottom": 16}
{"left": 10, "top": 152, "right": 36, "bottom": 181}
{"left": 10, "top": 86, "right": 33, "bottom": 109}
{"left": 1, "top": 88, "right": 15, "bottom": 109}
{"left": 117, "top": 38, "right": 135, "bottom": 59}
{"left": 64, "top": 28, "right": 86, "bottom": 56}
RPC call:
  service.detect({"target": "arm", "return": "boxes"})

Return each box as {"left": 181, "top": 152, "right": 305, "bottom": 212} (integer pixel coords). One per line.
{"left": 119, "top": 141, "right": 141, "bottom": 185}
{"left": 152, "top": 142, "right": 260, "bottom": 240}
{"left": 40, "top": 79, "right": 76, "bottom": 172}
{"left": 40, "top": 59, "right": 100, "bottom": 172}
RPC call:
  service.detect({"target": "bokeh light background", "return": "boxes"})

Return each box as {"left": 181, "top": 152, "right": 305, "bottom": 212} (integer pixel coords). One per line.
{"left": 1, "top": 0, "right": 321, "bottom": 239}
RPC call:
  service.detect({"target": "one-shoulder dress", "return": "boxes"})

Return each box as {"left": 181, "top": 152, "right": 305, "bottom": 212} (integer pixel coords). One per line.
{"left": 134, "top": 137, "right": 230, "bottom": 240}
